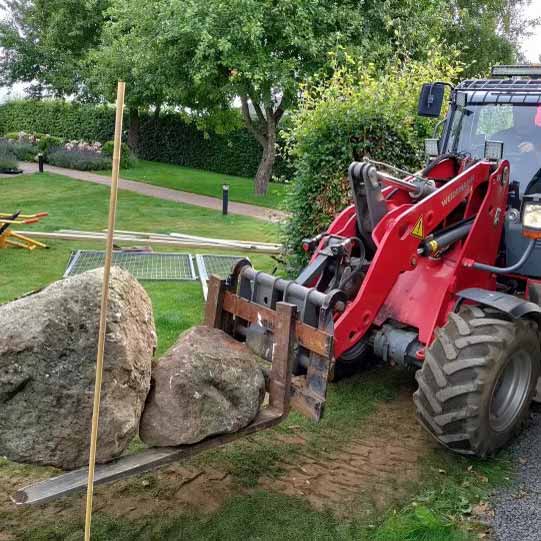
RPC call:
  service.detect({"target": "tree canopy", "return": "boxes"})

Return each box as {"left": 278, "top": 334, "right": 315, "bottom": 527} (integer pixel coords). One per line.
{"left": 0, "top": 0, "right": 110, "bottom": 97}
{"left": 0, "top": 0, "right": 538, "bottom": 193}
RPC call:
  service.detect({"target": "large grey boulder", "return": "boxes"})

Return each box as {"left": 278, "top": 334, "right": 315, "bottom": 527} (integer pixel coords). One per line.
{"left": 0, "top": 267, "right": 156, "bottom": 469}
{"left": 139, "top": 326, "right": 265, "bottom": 447}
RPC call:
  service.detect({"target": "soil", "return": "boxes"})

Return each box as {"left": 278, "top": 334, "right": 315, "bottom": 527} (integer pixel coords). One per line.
{"left": 0, "top": 383, "right": 432, "bottom": 537}
{"left": 0, "top": 463, "right": 237, "bottom": 539}
{"left": 262, "top": 390, "right": 434, "bottom": 517}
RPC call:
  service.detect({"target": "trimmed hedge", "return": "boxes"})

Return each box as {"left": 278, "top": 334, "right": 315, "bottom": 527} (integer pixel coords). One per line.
{"left": 0, "top": 101, "right": 116, "bottom": 142}
{"left": 282, "top": 53, "right": 462, "bottom": 272}
{"left": 0, "top": 100, "right": 290, "bottom": 179}
{"left": 136, "top": 114, "right": 262, "bottom": 177}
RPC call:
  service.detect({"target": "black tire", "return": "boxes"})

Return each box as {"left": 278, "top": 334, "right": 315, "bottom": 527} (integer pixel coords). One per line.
{"left": 413, "top": 305, "right": 541, "bottom": 457}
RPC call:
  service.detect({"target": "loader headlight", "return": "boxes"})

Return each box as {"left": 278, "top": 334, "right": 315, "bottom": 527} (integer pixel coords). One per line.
{"left": 484, "top": 140, "right": 504, "bottom": 162}
{"left": 424, "top": 138, "right": 440, "bottom": 158}
{"left": 521, "top": 194, "right": 541, "bottom": 238}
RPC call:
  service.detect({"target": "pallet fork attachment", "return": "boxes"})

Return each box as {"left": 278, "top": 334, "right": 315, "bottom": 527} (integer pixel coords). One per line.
{"left": 13, "top": 275, "right": 299, "bottom": 506}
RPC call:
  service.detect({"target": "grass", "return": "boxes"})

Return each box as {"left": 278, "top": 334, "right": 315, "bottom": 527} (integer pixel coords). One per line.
{"left": 0, "top": 173, "right": 277, "bottom": 356}
{"left": 110, "top": 159, "right": 289, "bottom": 209}
{"left": 1, "top": 172, "right": 512, "bottom": 541}
{"left": 21, "top": 454, "right": 510, "bottom": 541}
{"left": 369, "top": 451, "right": 510, "bottom": 541}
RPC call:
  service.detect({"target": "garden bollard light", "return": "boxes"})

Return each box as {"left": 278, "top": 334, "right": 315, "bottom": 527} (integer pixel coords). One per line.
{"left": 222, "top": 184, "right": 229, "bottom": 215}
{"left": 38, "top": 153, "right": 44, "bottom": 173}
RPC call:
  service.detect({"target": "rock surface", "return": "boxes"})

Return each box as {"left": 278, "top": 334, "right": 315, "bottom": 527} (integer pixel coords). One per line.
{"left": 139, "top": 326, "right": 265, "bottom": 447}
{"left": 0, "top": 267, "right": 156, "bottom": 469}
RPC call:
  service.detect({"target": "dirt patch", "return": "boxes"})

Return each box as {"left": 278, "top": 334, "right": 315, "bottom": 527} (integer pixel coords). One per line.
{"left": 262, "top": 390, "right": 435, "bottom": 516}
{"left": 1, "top": 383, "right": 433, "bottom": 535}
{"left": 0, "top": 462, "right": 236, "bottom": 538}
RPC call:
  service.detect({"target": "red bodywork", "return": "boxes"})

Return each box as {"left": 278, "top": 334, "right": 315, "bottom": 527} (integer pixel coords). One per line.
{"left": 314, "top": 158, "right": 510, "bottom": 359}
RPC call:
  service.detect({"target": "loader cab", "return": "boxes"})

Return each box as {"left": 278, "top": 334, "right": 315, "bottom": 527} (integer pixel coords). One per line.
{"left": 442, "top": 101, "right": 541, "bottom": 195}
{"left": 419, "top": 65, "right": 541, "bottom": 276}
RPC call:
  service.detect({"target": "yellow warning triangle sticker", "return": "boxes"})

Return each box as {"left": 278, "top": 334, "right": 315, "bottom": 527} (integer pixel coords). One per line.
{"left": 411, "top": 216, "right": 424, "bottom": 239}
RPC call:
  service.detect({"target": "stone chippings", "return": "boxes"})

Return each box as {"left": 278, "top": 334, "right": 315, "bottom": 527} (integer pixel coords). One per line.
{"left": 490, "top": 407, "right": 541, "bottom": 541}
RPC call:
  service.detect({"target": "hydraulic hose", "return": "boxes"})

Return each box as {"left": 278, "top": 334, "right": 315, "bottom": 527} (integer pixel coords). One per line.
{"left": 470, "top": 238, "right": 536, "bottom": 274}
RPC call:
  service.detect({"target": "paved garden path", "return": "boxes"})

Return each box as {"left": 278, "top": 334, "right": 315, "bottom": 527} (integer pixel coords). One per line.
{"left": 18, "top": 162, "right": 287, "bottom": 223}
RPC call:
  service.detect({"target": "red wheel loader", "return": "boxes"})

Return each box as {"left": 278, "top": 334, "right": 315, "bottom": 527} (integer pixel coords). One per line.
{"left": 231, "top": 64, "right": 541, "bottom": 458}
{"left": 14, "top": 64, "right": 541, "bottom": 505}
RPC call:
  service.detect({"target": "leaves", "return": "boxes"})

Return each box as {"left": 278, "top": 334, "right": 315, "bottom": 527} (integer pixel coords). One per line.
{"left": 282, "top": 50, "right": 461, "bottom": 271}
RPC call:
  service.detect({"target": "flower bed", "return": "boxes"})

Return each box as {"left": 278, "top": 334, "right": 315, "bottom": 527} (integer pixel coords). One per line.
{"left": 47, "top": 148, "right": 112, "bottom": 171}
{"left": 2, "top": 131, "right": 136, "bottom": 171}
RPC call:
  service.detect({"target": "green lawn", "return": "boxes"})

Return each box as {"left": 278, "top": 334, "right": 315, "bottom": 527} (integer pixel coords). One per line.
{"left": 111, "top": 159, "right": 289, "bottom": 209}
{"left": 0, "top": 173, "right": 277, "bottom": 355}
{"left": 1, "top": 172, "right": 509, "bottom": 541}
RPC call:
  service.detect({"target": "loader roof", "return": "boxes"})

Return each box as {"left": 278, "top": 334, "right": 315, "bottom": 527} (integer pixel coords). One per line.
{"left": 457, "top": 78, "right": 541, "bottom": 105}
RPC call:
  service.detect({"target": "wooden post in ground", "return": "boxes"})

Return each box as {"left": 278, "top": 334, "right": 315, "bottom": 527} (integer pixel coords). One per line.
{"left": 84, "top": 81, "right": 126, "bottom": 541}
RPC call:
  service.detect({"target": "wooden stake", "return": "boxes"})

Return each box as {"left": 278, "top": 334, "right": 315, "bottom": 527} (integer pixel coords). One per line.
{"left": 84, "top": 81, "right": 125, "bottom": 541}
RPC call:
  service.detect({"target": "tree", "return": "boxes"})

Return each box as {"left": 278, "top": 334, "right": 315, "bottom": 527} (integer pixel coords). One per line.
{"left": 0, "top": 0, "right": 110, "bottom": 97}
{"left": 442, "top": 0, "right": 541, "bottom": 77}
{"left": 101, "top": 0, "right": 370, "bottom": 194}
{"left": 84, "top": 0, "right": 173, "bottom": 148}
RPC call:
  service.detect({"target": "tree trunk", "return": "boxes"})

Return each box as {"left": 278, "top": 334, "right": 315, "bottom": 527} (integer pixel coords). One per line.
{"left": 254, "top": 136, "right": 277, "bottom": 196}
{"left": 127, "top": 108, "right": 140, "bottom": 150}
{"left": 239, "top": 95, "right": 283, "bottom": 196}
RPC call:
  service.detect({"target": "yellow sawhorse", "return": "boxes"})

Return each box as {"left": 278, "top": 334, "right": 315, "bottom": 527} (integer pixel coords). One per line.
{"left": 0, "top": 211, "right": 49, "bottom": 250}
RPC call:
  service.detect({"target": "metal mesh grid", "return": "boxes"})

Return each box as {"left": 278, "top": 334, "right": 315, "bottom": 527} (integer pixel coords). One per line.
{"left": 64, "top": 250, "right": 197, "bottom": 281}
{"left": 195, "top": 254, "right": 244, "bottom": 299}
{"left": 199, "top": 254, "right": 243, "bottom": 277}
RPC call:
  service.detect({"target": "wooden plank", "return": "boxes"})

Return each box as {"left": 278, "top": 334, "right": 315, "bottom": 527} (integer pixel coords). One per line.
{"left": 16, "top": 231, "right": 281, "bottom": 254}
{"left": 108, "top": 229, "right": 281, "bottom": 249}
{"left": 269, "top": 303, "right": 296, "bottom": 414}
{"left": 204, "top": 276, "right": 227, "bottom": 328}
{"left": 222, "top": 292, "right": 332, "bottom": 358}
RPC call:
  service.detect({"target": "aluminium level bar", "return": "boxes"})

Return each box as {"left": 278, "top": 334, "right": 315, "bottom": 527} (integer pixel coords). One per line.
{"left": 13, "top": 408, "right": 283, "bottom": 506}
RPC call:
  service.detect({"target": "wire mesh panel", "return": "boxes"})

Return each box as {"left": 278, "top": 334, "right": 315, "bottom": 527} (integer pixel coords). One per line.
{"left": 196, "top": 254, "right": 244, "bottom": 299}
{"left": 64, "top": 251, "right": 197, "bottom": 281}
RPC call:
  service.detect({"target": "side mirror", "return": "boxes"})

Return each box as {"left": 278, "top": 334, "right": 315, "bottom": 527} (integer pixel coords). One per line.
{"left": 418, "top": 83, "right": 445, "bottom": 118}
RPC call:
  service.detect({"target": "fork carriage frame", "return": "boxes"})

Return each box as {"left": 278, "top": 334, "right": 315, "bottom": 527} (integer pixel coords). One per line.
{"left": 209, "top": 259, "right": 337, "bottom": 421}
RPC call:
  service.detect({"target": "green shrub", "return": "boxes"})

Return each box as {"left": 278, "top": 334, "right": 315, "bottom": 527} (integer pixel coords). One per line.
{"left": 37, "top": 135, "right": 65, "bottom": 155}
{"left": 47, "top": 148, "right": 112, "bottom": 171}
{"left": 283, "top": 50, "right": 462, "bottom": 272}
{"left": 0, "top": 100, "right": 291, "bottom": 179}
{"left": 0, "top": 145, "right": 18, "bottom": 172}
{"left": 102, "top": 140, "right": 137, "bottom": 169}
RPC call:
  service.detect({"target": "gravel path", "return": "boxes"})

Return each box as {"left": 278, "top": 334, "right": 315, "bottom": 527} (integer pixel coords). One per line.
{"left": 490, "top": 407, "right": 541, "bottom": 541}
{"left": 16, "top": 162, "right": 288, "bottom": 223}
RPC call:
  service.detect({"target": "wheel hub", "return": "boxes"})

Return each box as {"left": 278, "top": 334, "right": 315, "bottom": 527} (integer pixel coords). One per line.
{"left": 489, "top": 350, "right": 533, "bottom": 432}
